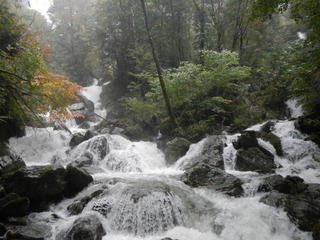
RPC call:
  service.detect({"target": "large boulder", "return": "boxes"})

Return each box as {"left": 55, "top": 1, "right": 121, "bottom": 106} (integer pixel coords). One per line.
{"left": 90, "top": 180, "right": 216, "bottom": 236}
{"left": 236, "top": 147, "right": 276, "bottom": 173}
{"left": 61, "top": 215, "right": 106, "bottom": 240}
{"left": 0, "top": 155, "right": 26, "bottom": 177}
{"left": 178, "top": 136, "right": 225, "bottom": 170}
{"left": 69, "top": 130, "right": 96, "bottom": 149}
{"left": 64, "top": 166, "right": 93, "bottom": 198}
{"left": 68, "top": 153, "right": 94, "bottom": 169}
{"left": 164, "top": 138, "right": 191, "bottom": 166}
{"left": 260, "top": 183, "right": 320, "bottom": 240}
{"left": 256, "top": 131, "right": 283, "bottom": 156}
{"left": 257, "top": 175, "right": 287, "bottom": 193}
{"left": 1, "top": 165, "right": 67, "bottom": 211}
{"left": 0, "top": 193, "right": 30, "bottom": 219}
{"left": 232, "top": 131, "right": 258, "bottom": 150}
{"left": 68, "top": 135, "right": 109, "bottom": 164}
{"left": 258, "top": 175, "right": 308, "bottom": 194}
{"left": 78, "top": 136, "right": 109, "bottom": 161}
{"left": 181, "top": 162, "right": 243, "bottom": 197}
{"left": 4, "top": 232, "right": 44, "bottom": 240}
{"left": 1, "top": 165, "right": 93, "bottom": 211}
{"left": 67, "top": 189, "right": 103, "bottom": 215}
{"left": 260, "top": 120, "right": 276, "bottom": 133}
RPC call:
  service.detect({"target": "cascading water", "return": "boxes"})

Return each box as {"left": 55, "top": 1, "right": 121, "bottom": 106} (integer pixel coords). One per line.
{"left": 6, "top": 86, "right": 319, "bottom": 240}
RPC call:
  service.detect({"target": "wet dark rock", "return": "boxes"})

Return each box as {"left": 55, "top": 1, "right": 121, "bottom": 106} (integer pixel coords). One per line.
{"left": 84, "top": 130, "right": 96, "bottom": 141}
{"left": 67, "top": 190, "right": 103, "bottom": 215}
{"left": 0, "top": 155, "right": 26, "bottom": 177}
{"left": 181, "top": 162, "right": 243, "bottom": 197}
{"left": 0, "top": 193, "right": 30, "bottom": 219}
{"left": 69, "top": 133, "right": 85, "bottom": 149}
{"left": 232, "top": 131, "right": 258, "bottom": 150}
{"left": 1, "top": 165, "right": 93, "bottom": 211}
{"left": 1, "top": 165, "right": 67, "bottom": 211}
{"left": 257, "top": 175, "right": 287, "bottom": 193}
{"left": 258, "top": 175, "right": 308, "bottom": 194}
{"left": 236, "top": 147, "right": 276, "bottom": 173}
{"left": 260, "top": 120, "right": 276, "bottom": 133}
{"left": 256, "top": 131, "right": 283, "bottom": 156}
{"left": 63, "top": 215, "right": 106, "bottom": 240}
{"left": 93, "top": 136, "right": 109, "bottom": 160}
{"left": 4, "top": 231, "right": 44, "bottom": 240}
{"left": 181, "top": 136, "right": 225, "bottom": 170}
{"left": 6, "top": 217, "right": 28, "bottom": 226}
{"left": 297, "top": 114, "right": 320, "bottom": 148}
{"left": 69, "top": 153, "right": 93, "bottom": 168}
{"left": 0, "top": 222, "right": 6, "bottom": 236}
{"left": 80, "top": 136, "right": 109, "bottom": 161}
{"left": 164, "top": 137, "right": 191, "bottom": 166}
{"left": 69, "top": 130, "right": 96, "bottom": 149}
{"left": 260, "top": 183, "right": 320, "bottom": 239}
{"left": 78, "top": 121, "right": 91, "bottom": 129}
{"left": 64, "top": 166, "right": 93, "bottom": 198}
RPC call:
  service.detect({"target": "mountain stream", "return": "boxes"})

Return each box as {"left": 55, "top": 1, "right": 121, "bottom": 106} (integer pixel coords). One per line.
{"left": 7, "top": 85, "right": 320, "bottom": 240}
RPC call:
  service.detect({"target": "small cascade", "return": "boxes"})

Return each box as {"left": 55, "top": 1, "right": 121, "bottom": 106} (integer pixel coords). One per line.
{"left": 222, "top": 134, "right": 239, "bottom": 170}
{"left": 67, "top": 133, "right": 167, "bottom": 173}
{"left": 286, "top": 98, "right": 304, "bottom": 118}
{"left": 8, "top": 127, "right": 70, "bottom": 166}
{"left": 272, "top": 121, "right": 320, "bottom": 183}
{"left": 89, "top": 182, "right": 191, "bottom": 236}
{"left": 82, "top": 79, "right": 107, "bottom": 119}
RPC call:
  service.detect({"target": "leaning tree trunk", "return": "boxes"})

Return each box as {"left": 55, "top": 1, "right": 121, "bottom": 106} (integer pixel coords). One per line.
{"left": 140, "top": 0, "right": 178, "bottom": 128}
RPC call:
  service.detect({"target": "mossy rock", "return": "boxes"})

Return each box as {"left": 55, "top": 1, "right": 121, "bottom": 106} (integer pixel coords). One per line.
{"left": 0, "top": 193, "right": 30, "bottom": 219}
{"left": 67, "top": 189, "right": 103, "bottom": 215}
{"left": 232, "top": 131, "right": 258, "bottom": 150}
{"left": 164, "top": 137, "right": 191, "bottom": 165}
{"left": 256, "top": 131, "right": 283, "bottom": 156}
{"left": 181, "top": 162, "right": 243, "bottom": 197}
{"left": 64, "top": 166, "right": 93, "bottom": 198}
{"left": 236, "top": 147, "right": 276, "bottom": 173}
{"left": 1, "top": 166, "right": 67, "bottom": 211}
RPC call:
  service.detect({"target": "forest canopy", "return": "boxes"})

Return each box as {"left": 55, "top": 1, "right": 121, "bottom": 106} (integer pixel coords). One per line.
{"left": 0, "top": 0, "right": 83, "bottom": 143}
{"left": 0, "top": 0, "right": 319, "bottom": 143}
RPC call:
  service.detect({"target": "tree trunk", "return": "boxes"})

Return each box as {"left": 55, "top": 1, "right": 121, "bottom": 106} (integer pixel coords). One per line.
{"left": 140, "top": 0, "right": 178, "bottom": 128}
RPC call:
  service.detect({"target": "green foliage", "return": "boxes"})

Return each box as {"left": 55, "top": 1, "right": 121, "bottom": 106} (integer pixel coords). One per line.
{"left": 250, "top": 0, "right": 320, "bottom": 116}
{"left": 0, "top": 1, "right": 83, "bottom": 143}
{"left": 47, "top": 0, "right": 98, "bottom": 86}
{"left": 123, "top": 50, "right": 251, "bottom": 140}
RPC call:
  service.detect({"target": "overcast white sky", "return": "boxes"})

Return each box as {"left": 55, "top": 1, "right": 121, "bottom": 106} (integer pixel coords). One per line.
{"left": 29, "top": 0, "right": 52, "bottom": 19}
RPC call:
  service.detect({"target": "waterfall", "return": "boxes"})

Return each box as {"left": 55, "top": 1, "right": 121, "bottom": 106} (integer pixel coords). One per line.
{"left": 5, "top": 85, "right": 319, "bottom": 240}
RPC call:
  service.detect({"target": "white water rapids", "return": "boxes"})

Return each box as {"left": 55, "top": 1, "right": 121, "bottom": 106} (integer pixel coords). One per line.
{"left": 6, "top": 84, "right": 320, "bottom": 239}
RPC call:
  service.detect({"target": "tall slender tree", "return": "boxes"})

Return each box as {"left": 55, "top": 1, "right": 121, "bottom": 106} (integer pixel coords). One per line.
{"left": 140, "top": 0, "right": 177, "bottom": 128}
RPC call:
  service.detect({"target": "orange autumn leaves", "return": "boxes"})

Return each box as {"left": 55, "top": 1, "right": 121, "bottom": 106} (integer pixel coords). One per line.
{"left": 33, "top": 72, "right": 84, "bottom": 121}
{"left": 26, "top": 32, "right": 84, "bottom": 121}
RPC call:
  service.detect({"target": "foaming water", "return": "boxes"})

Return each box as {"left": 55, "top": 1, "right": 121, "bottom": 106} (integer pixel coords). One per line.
{"left": 286, "top": 99, "right": 303, "bottom": 118}
{"left": 5, "top": 87, "right": 319, "bottom": 239}
{"left": 196, "top": 189, "right": 312, "bottom": 240}
{"left": 272, "top": 121, "right": 320, "bottom": 183}
{"left": 7, "top": 127, "right": 70, "bottom": 166}
{"left": 82, "top": 79, "right": 107, "bottom": 118}
{"left": 222, "top": 134, "right": 239, "bottom": 170}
